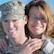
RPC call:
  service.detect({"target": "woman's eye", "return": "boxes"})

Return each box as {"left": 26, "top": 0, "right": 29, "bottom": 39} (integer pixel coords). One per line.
{"left": 41, "top": 18, "right": 44, "bottom": 20}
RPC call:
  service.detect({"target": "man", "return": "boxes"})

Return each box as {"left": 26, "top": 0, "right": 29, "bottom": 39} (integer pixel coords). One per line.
{"left": 0, "top": 0, "right": 27, "bottom": 54}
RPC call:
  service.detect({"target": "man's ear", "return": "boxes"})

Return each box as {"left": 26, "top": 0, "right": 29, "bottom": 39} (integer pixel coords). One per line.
{"left": 23, "top": 15, "right": 28, "bottom": 24}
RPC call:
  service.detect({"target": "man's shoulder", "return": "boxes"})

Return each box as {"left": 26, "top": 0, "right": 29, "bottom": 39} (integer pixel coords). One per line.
{"left": 0, "top": 51, "right": 4, "bottom": 54}
{"left": 0, "top": 35, "right": 5, "bottom": 38}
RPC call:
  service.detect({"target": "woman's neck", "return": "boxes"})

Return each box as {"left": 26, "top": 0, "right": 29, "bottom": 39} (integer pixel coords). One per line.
{"left": 29, "top": 32, "right": 42, "bottom": 39}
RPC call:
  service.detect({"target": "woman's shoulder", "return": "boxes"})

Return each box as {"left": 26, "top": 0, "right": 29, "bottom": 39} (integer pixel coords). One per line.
{"left": 50, "top": 38, "right": 54, "bottom": 44}
{"left": 42, "top": 37, "right": 54, "bottom": 54}
{"left": 46, "top": 37, "right": 54, "bottom": 44}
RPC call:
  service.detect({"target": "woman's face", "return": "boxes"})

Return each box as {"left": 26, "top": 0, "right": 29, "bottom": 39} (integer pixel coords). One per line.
{"left": 27, "top": 6, "right": 47, "bottom": 38}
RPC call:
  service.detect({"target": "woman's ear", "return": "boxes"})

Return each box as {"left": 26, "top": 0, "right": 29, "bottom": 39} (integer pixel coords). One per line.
{"left": 23, "top": 15, "right": 28, "bottom": 24}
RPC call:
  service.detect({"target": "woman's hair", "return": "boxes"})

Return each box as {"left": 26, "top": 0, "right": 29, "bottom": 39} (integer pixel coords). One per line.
{"left": 25, "top": 0, "right": 54, "bottom": 38}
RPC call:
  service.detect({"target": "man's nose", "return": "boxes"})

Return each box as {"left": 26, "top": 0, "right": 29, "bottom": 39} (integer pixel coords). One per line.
{"left": 8, "top": 21, "right": 14, "bottom": 29}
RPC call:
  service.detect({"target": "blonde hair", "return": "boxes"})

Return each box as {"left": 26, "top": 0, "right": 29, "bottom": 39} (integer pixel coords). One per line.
{"left": 25, "top": 0, "right": 54, "bottom": 38}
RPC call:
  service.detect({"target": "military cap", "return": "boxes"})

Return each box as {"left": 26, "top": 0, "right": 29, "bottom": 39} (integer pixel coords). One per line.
{"left": 0, "top": 0, "right": 25, "bottom": 21}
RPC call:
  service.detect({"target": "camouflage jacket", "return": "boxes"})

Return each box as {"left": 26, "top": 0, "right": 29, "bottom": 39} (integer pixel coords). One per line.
{"left": 0, "top": 35, "right": 54, "bottom": 54}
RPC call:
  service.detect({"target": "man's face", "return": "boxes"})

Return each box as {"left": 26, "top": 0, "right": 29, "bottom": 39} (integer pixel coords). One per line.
{"left": 2, "top": 17, "right": 27, "bottom": 38}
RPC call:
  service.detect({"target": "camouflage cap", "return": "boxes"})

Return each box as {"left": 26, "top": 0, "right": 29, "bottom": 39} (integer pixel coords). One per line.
{"left": 0, "top": 0, "right": 25, "bottom": 21}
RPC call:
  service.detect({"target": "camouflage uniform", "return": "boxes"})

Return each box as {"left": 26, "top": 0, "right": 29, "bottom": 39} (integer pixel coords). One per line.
{"left": 0, "top": 36, "right": 23, "bottom": 54}
{"left": 0, "top": 0, "right": 25, "bottom": 21}
{"left": 3, "top": 37, "right": 22, "bottom": 54}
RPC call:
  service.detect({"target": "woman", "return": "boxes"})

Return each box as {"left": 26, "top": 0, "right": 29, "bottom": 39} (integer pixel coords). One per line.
{"left": 25, "top": 0, "right": 54, "bottom": 54}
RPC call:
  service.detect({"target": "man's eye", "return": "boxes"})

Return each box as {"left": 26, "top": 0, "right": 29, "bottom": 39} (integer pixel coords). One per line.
{"left": 13, "top": 20, "right": 17, "bottom": 22}
{"left": 4, "top": 20, "right": 8, "bottom": 22}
